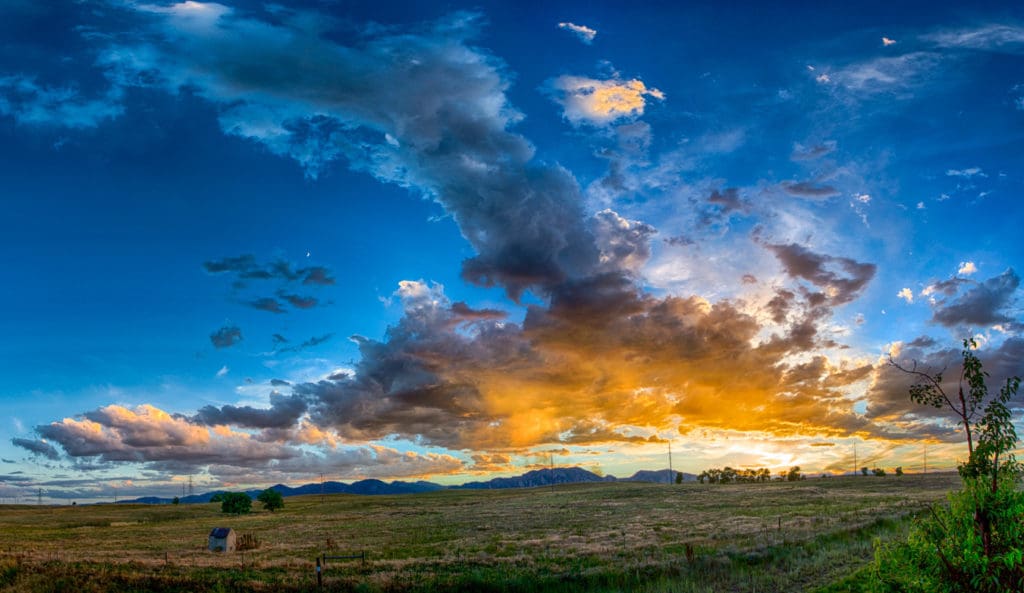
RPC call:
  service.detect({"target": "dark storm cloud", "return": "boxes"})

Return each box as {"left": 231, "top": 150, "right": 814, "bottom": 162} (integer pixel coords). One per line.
{"left": 767, "top": 243, "right": 876, "bottom": 305}
{"left": 930, "top": 268, "right": 1020, "bottom": 328}
{"left": 192, "top": 392, "right": 308, "bottom": 429}
{"left": 270, "top": 378, "right": 291, "bottom": 387}
{"left": 11, "top": 437, "right": 60, "bottom": 460}
{"left": 781, "top": 181, "right": 841, "bottom": 199}
{"left": 209, "top": 325, "right": 242, "bottom": 349}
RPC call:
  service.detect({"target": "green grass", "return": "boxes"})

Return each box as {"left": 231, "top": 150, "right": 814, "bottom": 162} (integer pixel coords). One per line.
{"left": 0, "top": 473, "right": 959, "bottom": 592}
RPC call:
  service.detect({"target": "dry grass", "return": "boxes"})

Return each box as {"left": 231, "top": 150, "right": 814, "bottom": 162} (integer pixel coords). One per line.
{"left": 0, "top": 473, "right": 960, "bottom": 592}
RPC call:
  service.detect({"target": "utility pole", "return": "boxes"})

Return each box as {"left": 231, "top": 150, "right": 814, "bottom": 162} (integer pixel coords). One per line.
{"left": 188, "top": 475, "right": 194, "bottom": 497}
{"left": 37, "top": 488, "right": 42, "bottom": 505}
{"left": 668, "top": 440, "right": 673, "bottom": 484}
{"left": 549, "top": 453, "right": 555, "bottom": 492}
{"left": 923, "top": 444, "right": 927, "bottom": 475}
{"left": 853, "top": 443, "right": 857, "bottom": 477}
{"left": 320, "top": 473, "right": 325, "bottom": 504}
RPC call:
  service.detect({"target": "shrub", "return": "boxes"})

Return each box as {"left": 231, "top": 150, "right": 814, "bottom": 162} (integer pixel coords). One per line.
{"left": 877, "top": 338, "right": 1024, "bottom": 592}
{"left": 220, "top": 492, "right": 252, "bottom": 514}
{"left": 257, "top": 488, "right": 284, "bottom": 512}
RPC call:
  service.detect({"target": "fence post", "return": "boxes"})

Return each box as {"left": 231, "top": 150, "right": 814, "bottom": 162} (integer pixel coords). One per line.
{"left": 316, "top": 556, "right": 322, "bottom": 590}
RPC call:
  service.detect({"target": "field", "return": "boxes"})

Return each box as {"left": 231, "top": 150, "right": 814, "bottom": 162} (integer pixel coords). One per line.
{"left": 0, "top": 473, "right": 960, "bottom": 593}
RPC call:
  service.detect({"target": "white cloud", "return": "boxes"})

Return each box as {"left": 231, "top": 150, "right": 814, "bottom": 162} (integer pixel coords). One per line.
{"left": 882, "top": 37, "right": 897, "bottom": 46}
{"left": 925, "top": 24, "right": 1024, "bottom": 53}
{"left": 816, "top": 73, "right": 831, "bottom": 83}
{"left": 216, "top": 365, "right": 229, "bottom": 378}
{"left": 548, "top": 75, "right": 664, "bottom": 127}
{"left": 828, "top": 52, "right": 940, "bottom": 94}
{"left": 957, "top": 261, "right": 978, "bottom": 275}
{"left": 916, "top": 201, "right": 925, "bottom": 209}
{"left": 558, "top": 22, "right": 597, "bottom": 44}
{"left": 897, "top": 287, "right": 914, "bottom": 303}
{"left": 946, "top": 167, "right": 986, "bottom": 178}
{"left": 854, "top": 193, "right": 871, "bottom": 203}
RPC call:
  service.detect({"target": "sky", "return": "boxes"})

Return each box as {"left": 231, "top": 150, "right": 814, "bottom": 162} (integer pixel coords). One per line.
{"left": 1, "top": 0, "right": 1022, "bottom": 503}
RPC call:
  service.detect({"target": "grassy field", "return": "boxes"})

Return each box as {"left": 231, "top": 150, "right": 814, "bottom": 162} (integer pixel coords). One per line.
{"left": 0, "top": 473, "right": 960, "bottom": 592}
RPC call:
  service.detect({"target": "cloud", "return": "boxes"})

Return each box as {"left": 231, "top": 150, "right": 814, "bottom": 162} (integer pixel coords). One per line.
{"left": 32, "top": 403, "right": 463, "bottom": 479}
{"left": 930, "top": 268, "right": 1020, "bottom": 328}
{"left": 882, "top": 37, "right": 897, "bottom": 47}
{"left": 203, "top": 255, "right": 335, "bottom": 286}
{"left": 248, "top": 297, "right": 285, "bottom": 313}
{"left": 0, "top": 75, "right": 124, "bottom": 128}
{"left": 592, "top": 209, "right": 657, "bottom": 274}
{"left": 780, "top": 181, "right": 840, "bottom": 200}
{"left": 558, "top": 22, "right": 597, "bottom": 44}
{"left": 767, "top": 243, "right": 877, "bottom": 306}
{"left": 11, "top": 437, "right": 60, "bottom": 460}
{"left": 791, "top": 141, "right": 836, "bottom": 161}
{"left": 547, "top": 75, "right": 664, "bottom": 127}
{"left": 210, "top": 325, "right": 242, "bottom": 349}
{"left": 192, "top": 392, "right": 309, "bottom": 429}
{"left": 958, "top": 261, "right": 978, "bottom": 276}
{"left": 280, "top": 293, "right": 318, "bottom": 309}
{"left": 101, "top": 9, "right": 600, "bottom": 300}
{"left": 866, "top": 337, "right": 1024, "bottom": 433}
{"left": 925, "top": 24, "right": 1024, "bottom": 53}
{"left": 470, "top": 452, "right": 513, "bottom": 471}
{"left": 278, "top": 333, "right": 334, "bottom": 353}
{"left": 946, "top": 167, "right": 986, "bottom": 178}
{"left": 827, "top": 52, "right": 941, "bottom": 94}
{"left": 216, "top": 365, "right": 228, "bottom": 378}
{"left": 897, "top": 288, "right": 914, "bottom": 303}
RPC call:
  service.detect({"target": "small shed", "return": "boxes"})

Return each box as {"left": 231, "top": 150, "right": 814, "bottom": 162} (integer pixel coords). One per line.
{"left": 208, "top": 527, "right": 236, "bottom": 552}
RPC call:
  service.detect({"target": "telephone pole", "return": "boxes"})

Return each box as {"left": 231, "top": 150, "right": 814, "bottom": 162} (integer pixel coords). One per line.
{"left": 853, "top": 443, "right": 858, "bottom": 476}
{"left": 668, "top": 440, "right": 673, "bottom": 484}
{"left": 923, "top": 444, "right": 927, "bottom": 475}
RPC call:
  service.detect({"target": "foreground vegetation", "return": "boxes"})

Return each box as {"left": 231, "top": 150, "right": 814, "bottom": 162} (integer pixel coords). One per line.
{"left": 0, "top": 473, "right": 958, "bottom": 592}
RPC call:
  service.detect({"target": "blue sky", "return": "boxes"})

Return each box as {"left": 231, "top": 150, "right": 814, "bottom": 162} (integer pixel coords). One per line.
{"left": 1, "top": 0, "right": 1022, "bottom": 502}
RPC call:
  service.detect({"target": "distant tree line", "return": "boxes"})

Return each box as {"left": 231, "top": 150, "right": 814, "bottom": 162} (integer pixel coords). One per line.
{"left": 697, "top": 467, "right": 777, "bottom": 483}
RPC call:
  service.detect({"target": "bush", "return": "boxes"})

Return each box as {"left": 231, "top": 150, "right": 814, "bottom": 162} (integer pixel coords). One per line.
{"left": 257, "top": 488, "right": 284, "bottom": 512}
{"left": 877, "top": 338, "right": 1024, "bottom": 592}
{"left": 875, "top": 476, "right": 1024, "bottom": 592}
{"left": 220, "top": 492, "right": 252, "bottom": 514}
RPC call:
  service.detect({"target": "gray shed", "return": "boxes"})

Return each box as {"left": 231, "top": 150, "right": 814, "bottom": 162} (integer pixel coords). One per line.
{"left": 208, "top": 527, "right": 236, "bottom": 552}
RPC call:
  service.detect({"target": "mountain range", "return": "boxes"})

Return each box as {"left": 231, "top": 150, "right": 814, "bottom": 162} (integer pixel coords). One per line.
{"left": 118, "top": 467, "right": 696, "bottom": 504}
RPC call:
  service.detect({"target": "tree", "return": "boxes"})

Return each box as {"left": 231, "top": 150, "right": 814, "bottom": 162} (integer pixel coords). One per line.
{"left": 210, "top": 493, "right": 225, "bottom": 503}
{"left": 257, "top": 488, "right": 284, "bottom": 512}
{"left": 786, "top": 466, "right": 802, "bottom": 482}
{"left": 876, "top": 338, "right": 1024, "bottom": 592}
{"left": 220, "top": 492, "right": 252, "bottom": 515}
{"left": 861, "top": 466, "right": 869, "bottom": 476}
{"left": 872, "top": 467, "right": 886, "bottom": 477}
{"left": 675, "top": 472, "right": 683, "bottom": 484}
{"left": 894, "top": 466, "right": 903, "bottom": 477}
{"left": 171, "top": 496, "right": 180, "bottom": 505}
